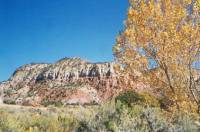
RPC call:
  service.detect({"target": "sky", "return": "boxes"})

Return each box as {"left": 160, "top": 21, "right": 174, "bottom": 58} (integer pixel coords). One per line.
{"left": 0, "top": 0, "right": 129, "bottom": 81}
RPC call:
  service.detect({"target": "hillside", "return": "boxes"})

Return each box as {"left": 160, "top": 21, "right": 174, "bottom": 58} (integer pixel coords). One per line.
{"left": 0, "top": 57, "right": 120, "bottom": 106}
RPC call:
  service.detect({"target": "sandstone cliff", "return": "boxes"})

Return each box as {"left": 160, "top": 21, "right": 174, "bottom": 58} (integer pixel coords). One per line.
{"left": 0, "top": 57, "right": 119, "bottom": 106}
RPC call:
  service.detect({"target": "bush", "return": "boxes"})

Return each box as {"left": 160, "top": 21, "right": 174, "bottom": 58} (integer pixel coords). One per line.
{"left": 159, "top": 96, "right": 174, "bottom": 110}
{"left": 75, "top": 100, "right": 200, "bottom": 132}
{"left": 115, "top": 90, "right": 145, "bottom": 106}
{"left": 41, "top": 99, "right": 63, "bottom": 107}
{"left": 140, "top": 92, "right": 160, "bottom": 107}
{"left": 115, "top": 90, "right": 160, "bottom": 107}
{"left": 1, "top": 97, "right": 199, "bottom": 132}
{"left": 3, "top": 98, "right": 16, "bottom": 105}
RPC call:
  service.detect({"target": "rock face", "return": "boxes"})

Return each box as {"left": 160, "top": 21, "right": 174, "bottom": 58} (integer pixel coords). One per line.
{"left": 0, "top": 57, "right": 119, "bottom": 106}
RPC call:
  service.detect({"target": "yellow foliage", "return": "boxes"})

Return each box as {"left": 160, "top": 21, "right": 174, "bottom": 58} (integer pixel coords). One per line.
{"left": 113, "top": 0, "right": 200, "bottom": 113}
{"left": 140, "top": 92, "right": 160, "bottom": 107}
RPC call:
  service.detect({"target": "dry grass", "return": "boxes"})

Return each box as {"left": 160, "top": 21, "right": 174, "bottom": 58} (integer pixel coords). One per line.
{"left": 0, "top": 93, "right": 200, "bottom": 132}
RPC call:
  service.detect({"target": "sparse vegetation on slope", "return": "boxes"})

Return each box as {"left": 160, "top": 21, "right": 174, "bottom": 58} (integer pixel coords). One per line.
{"left": 0, "top": 91, "right": 200, "bottom": 132}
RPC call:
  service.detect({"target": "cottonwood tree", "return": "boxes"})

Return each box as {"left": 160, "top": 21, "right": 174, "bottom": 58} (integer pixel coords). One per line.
{"left": 113, "top": 0, "right": 200, "bottom": 112}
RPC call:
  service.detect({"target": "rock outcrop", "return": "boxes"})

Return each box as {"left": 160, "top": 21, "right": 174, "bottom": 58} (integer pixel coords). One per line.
{"left": 0, "top": 57, "right": 119, "bottom": 106}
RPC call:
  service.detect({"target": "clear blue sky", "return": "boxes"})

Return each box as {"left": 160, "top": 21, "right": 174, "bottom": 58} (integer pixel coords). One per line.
{"left": 0, "top": 0, "right": 129, "bottom": 81}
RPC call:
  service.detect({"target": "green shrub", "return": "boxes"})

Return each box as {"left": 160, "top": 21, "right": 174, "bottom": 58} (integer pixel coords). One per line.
{"left": 41, "top": 99, "right": 63, "bottom": 107}
{"left": 115, "top": 90, "right": 145, "bottom": 106}
{"left": 27, "top": 91, "right": 34, "bottom": 97}
{"left": 115, "top": 90, "right": 160, "bottom": 107}
{"left": 3, "top": 98, "right": 16, "bottom": 105}
{"left": 159, "top": 96, "right": 174, "bottom": 110}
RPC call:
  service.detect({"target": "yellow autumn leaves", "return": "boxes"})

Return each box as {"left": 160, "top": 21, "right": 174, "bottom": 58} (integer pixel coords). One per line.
{"left": 113, "top": 0, "right": 200, "bottom": 112}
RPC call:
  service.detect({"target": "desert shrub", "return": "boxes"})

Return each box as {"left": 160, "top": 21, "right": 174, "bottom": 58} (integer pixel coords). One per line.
{"left": 0, "top": 100, "right": 199, "bottom": 132}
{"left": 76, "top": 121, "right": 90, "bottom": 132}
{"left": 26, "top": 91, "right": 34, "bottom": 97}
{"left": 139, "top": 92, "right": 160, "bottom": 107}
{"left": 3, "top": 89, "right": 14, "bottom": 96}
{"left": 0, "top": 109, "right": 80, "bottom": 132}
{"left": 170, "top": 112, "right": 200, "bottom": 132}
{"left": 21, "top": 115, "right": 51, "bottom": 131}
{"left": 115, "top": 90, "right": 160, "bottom": 107}
{"left": 0, "top": 111, "right": 24, "bottom": 132}
{"left": 41, "top": 99, "right": 63, "bottom": 107}
{"left": 75, "top": 100, "right": 200, "bottom": 132}
{"left": 115, "top": 90, "right": 145, "bottom": 106}
{"left": 57, "top": 115, "right": 78, "bottom": 131}
{"left": 159, "top": 96, "right": 174, "bottom": 110}
{"left": 3, "top": 98, "right": 16, "bottom": 105}
{"left": 75, "top": 100, "right": 161, "bottom": 131}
